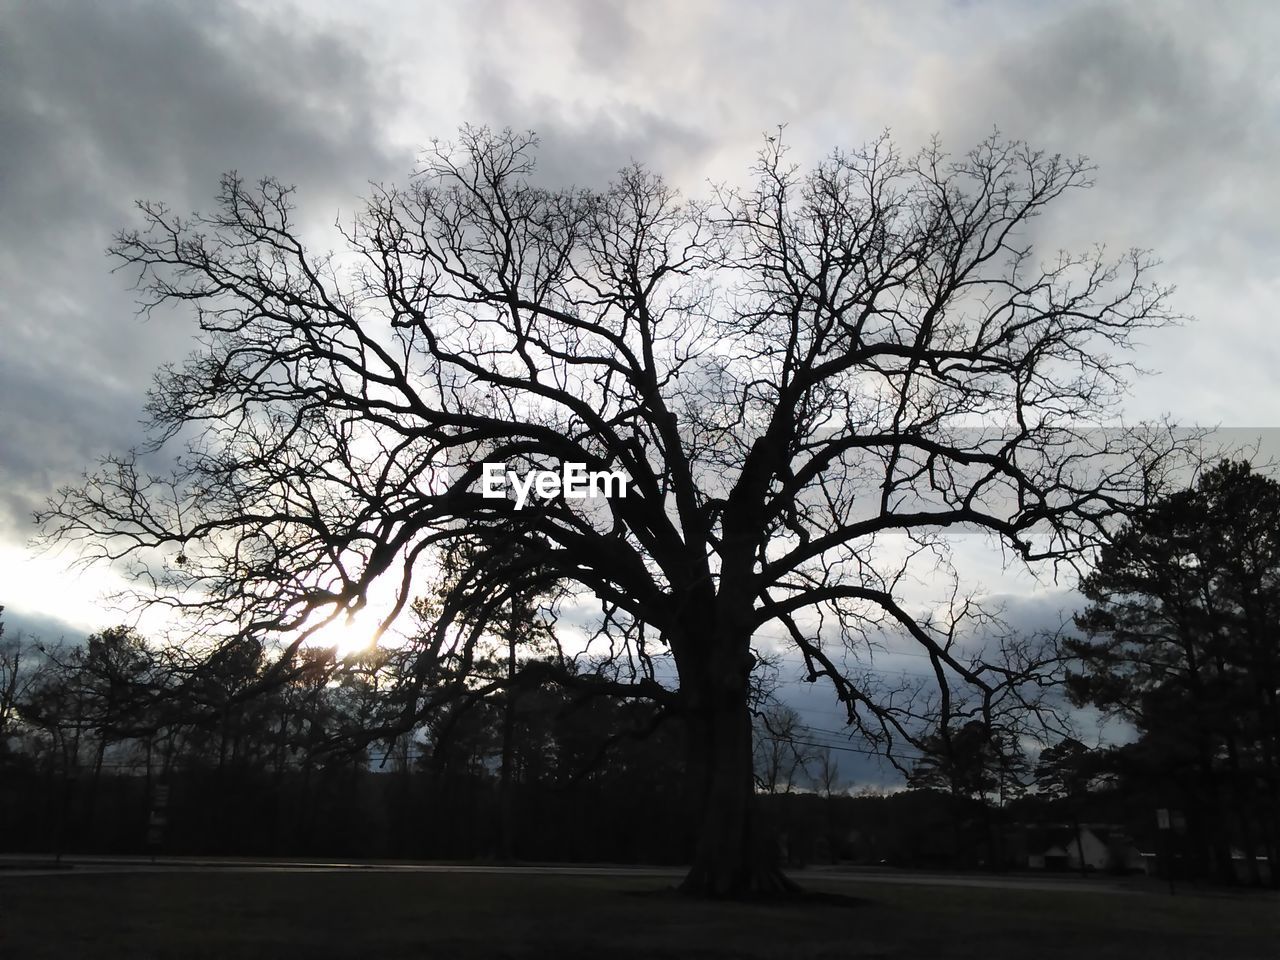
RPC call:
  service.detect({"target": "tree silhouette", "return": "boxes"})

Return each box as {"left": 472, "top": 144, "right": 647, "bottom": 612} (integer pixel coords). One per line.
{"left": 1070, "top": 459, "right": 1280, "bottom": 884}
{"left": 0, "top": 608, "right": 55, "bottom": 772}
{"left": 909, "top": 719, "right": 1027, "bottom": 801}
{"left": 42, "top": 127, "right": 1187, "bottom": 896}
{"left": 423, "top": 535, "right": 563, "bottom": 858}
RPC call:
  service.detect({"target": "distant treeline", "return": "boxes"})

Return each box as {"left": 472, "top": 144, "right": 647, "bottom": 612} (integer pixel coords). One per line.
{"left": 0, "top": 631, "right": 695, "bottom": 862}
{"left": 0, "top": 619, "right": 1269, "bottom": 883}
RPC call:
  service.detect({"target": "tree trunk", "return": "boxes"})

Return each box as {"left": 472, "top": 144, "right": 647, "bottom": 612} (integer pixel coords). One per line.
{"left": 677, "top": 646, "right": 798, "bottom": 898}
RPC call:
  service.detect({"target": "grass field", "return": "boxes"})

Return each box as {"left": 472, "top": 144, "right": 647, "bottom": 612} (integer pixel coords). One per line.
{"left": 1, "top": 869, "right": 1275, "bottom": 959}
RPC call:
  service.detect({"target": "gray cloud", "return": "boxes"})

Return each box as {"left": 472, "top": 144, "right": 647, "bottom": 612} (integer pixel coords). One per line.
{"left": 463, "top": 67, "right": 716, "bottom": 190}
{"left": 917, "top": 2, "right": 1280, "bottom": 422}
{"left": 0, "top": 0, "right": 410, "bottom": 541}
{"left": 448, "top": 0, "right": 1280, "bottom": 427}
{"left": 0, "top": 605, "right": 87, "bottom": 648}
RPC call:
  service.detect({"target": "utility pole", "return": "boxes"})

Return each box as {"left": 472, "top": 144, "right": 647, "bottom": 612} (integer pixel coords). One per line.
{"left": 497, "top": 589, "right": 521, "bottom": 861}
{"left": 1157, "top": 808, "right": 1176, "bottom": 895}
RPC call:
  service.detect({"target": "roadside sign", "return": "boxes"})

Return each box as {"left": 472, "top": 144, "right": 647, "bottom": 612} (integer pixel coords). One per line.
{"left": 1156, "top": 808, "right": 1171, "bottom": 830}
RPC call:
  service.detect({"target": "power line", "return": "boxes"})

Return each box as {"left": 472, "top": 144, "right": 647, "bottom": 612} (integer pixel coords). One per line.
{"left": 758, "top": 734, "right": 923, "bottom": 762}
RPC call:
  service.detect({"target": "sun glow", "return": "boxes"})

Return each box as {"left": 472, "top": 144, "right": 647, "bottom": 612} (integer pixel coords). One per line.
{"left": 302, "top": 609, "right": 383, "bottom": 658}
{"left": 297, "top": 589, "right": 423, "bottom": 660}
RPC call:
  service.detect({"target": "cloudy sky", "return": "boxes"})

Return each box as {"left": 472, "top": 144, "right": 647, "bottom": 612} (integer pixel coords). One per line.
{"left": 3, "top": 1, "right": 1279, "bottom": 774}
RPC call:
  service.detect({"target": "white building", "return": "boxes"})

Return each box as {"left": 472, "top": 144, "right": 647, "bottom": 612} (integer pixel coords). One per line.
{"left": 1025, "top": 824, "right": 1148, "bottom": 874}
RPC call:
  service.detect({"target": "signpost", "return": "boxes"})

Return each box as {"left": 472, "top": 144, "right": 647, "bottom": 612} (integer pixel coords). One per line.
{"left": 1156, "top": 808, "right": 1175, "bottom": 894}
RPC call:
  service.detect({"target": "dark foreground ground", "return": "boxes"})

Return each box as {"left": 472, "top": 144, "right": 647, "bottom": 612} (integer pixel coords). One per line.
{"left": 1, "top": 868, "right": 1275, "bottom": 959}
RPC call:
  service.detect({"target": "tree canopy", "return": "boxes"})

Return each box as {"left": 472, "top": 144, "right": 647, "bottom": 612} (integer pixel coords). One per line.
{"left": 1070, "top": 459, "right": 1280, "bottom": 883}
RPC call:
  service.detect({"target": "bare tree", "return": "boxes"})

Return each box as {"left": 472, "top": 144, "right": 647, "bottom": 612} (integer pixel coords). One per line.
{"left": 812, "top": 747, "right": 842, "bottom": 799}
{"left": 41, "top": 126, "right": 1190, "bottom": 896}
{"left": 0, "top": 609, "right": 55, "bottom": 752}
{"left": 753, "top": 703, "right": 818, "bottom": 794}
{"left": 0, "top": 608, "right": 20, "bottom": 742}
